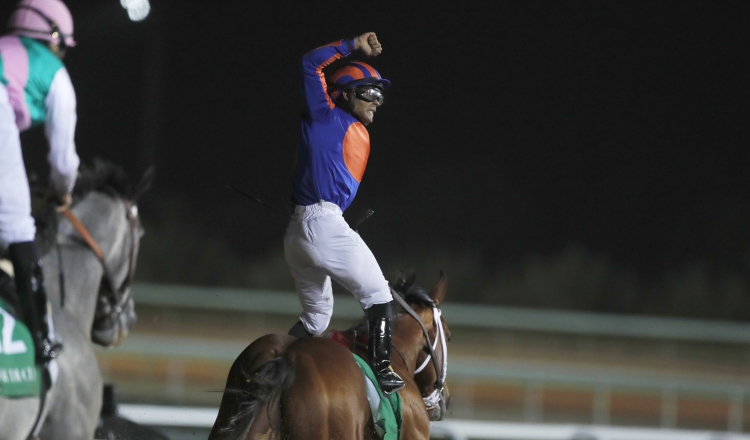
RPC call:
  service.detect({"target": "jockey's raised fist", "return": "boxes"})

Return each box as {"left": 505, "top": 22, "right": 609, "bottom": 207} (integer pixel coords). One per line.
{"left": 355, "top": 32, "right": 382, "bottom": 57}
{"left": 54, "top": 193, "right": 73, "bottom": 213}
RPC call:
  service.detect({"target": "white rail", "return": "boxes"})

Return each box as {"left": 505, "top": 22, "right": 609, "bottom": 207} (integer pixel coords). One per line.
{"left": 118, "top": 405, "right": 750, "bottom": 440}
{"left": 430, "top": 420, "right": 750, "bottom": 440}
{"left": 133, "top": 282, "right": 750, "bottom": 344}
{"left": 119, "top": 404, "right": 217, "bottom": 428}
{"left": 108, "top": 334, "right": 750, "bottom": 395}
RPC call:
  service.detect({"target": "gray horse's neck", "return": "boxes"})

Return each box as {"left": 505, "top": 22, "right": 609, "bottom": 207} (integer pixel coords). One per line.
{"left": 43, "top": 245, "right": 103, "bottom": 334}
{"left": 43, "top": 192, "right": 129, "bottom": 334}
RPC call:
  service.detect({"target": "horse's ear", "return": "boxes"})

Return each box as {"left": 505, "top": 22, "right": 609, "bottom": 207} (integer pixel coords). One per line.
{"left": 133, "top": 166, "right": 155, "bottom": 200}
{"left": 429, "top": 271, "right": 447, "bottom": 306}
{"left": 402, "top": 269, "right": 417, "bottom": 289}
{"left": 389, "top": 269, "right": 417, "bottom": 292}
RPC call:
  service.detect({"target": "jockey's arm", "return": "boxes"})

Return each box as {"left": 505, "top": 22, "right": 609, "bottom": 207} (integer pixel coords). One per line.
{"left": 300, "top": 38, "right": 354, "bottom": 119}
{"left": 44, "top": 67, "right": 80, "bottom": 199}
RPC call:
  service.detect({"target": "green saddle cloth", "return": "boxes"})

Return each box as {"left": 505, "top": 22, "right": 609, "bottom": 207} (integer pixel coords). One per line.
{"left": 0, "top": 298, "right": 41, "bottom": 397}
{"left": 352, "top": 353, "right": 402, "bottom": 440}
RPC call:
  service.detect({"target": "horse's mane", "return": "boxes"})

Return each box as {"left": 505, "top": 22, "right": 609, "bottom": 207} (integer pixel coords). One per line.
{"left": 73, "top": 159, "right": 149, "bottom": 201}
{"left": 34, "top": 159, "right": 150, "bottom": 255}
{"left": 391, "top": 283, "right": 435, "bottom": 315}
{"left": 1, "top": 159, "right": 146, "bottom": 281}
{"left": 347, "top": 271, "right": 435, "bottom": 333}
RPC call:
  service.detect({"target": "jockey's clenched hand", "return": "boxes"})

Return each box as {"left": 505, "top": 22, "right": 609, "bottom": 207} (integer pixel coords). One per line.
{"left": 54, "top": 193, "right": 73, "bottom": 213}
{"left": 354, "top": 32, "right": 382, "bottom": 57}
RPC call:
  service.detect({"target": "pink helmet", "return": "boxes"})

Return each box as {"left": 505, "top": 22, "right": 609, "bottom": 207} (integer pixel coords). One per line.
{"left": 8, "top": 0, "right": 76, "bottom": 48}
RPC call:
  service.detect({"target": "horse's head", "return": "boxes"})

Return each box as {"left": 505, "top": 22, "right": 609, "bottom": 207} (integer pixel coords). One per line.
{"left": 65, "top": 160, "right": 152, "bottom": 347}
{"left": 392, "top": 271, "right": 452, "bottom": 421}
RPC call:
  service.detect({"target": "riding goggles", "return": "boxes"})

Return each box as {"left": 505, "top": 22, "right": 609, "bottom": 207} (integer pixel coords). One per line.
{"left": 354, "top": 86, "right": 384, "bottom": 105}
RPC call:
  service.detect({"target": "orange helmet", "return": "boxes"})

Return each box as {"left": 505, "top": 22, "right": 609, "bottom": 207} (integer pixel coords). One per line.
{"left": 328, "top": 61, "right": 390, "bottom": 102}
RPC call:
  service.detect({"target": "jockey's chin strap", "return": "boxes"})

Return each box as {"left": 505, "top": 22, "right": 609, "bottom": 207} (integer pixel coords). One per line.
{"left": 60, "top": 201, "right": 138, "bottom": 322}
{"left": 390, "top": 290, "right": 448, "bottom": 408}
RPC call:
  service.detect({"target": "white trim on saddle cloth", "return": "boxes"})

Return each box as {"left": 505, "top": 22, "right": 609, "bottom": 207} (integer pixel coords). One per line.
{"left": 0, "top": 259, "right": 13, "bottom": 277}
{"left": 362, "top": 370, "right": 385, "bottom": 437}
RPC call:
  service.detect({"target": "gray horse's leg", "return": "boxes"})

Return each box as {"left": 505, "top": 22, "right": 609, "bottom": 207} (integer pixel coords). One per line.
{"left": 0, "top": 397, "right": 39, "bottom": 440}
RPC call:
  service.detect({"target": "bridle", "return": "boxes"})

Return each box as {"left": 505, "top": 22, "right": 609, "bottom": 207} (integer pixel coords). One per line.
{"left": 60, "top": 195, "right": 139, "bottom": 327}
{"left": 413, "top": 305, "right": 448, "bottom": 409}
{"left": 391, "top": 291, "right": 448, "bottom": 410}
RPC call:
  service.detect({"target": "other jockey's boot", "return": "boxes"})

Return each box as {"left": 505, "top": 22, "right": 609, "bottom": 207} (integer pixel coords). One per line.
{"left": 9, "top": 241, "right": 63, "bottom": 364}
{"left": 367, "top": 302, "right": 405, "bottom": 395}
{"left": 288, "top": 320, "right": 313, "bottom": 339}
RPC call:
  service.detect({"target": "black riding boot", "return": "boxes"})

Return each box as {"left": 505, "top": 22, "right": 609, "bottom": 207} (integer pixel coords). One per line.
{"left": 9, "top": 241, "right": 63, "bottom": 363}
{"left": 288, "top": 320, "right": 313, "bottom": 339}
{"left": 367, "top": 303, "right": 405, "bottom": 395}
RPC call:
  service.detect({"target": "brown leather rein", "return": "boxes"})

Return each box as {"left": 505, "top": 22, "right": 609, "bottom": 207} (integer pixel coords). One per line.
{"left": 62, "top": 209, "right": 104, "bottom": 259}
{"left": 60, "top": 201, "right": 138, "bottom": 319}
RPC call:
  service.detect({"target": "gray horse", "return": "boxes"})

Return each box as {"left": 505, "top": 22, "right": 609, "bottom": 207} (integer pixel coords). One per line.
{"left": 0, "top": 160, "right": 151, "bottom": 440}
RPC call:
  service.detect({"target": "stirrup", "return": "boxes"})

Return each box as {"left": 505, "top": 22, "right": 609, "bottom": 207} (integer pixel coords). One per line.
{"left": 375, "top": 367, "right": 405, "bottom": 395}
{"left": 38, "top": 338, "right": 63, "bottom": 363}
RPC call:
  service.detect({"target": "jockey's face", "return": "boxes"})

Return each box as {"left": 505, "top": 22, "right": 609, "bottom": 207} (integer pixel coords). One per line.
{"left": 43, "top": 41, "right": 66, "bottom": 60}
{"left": 51, "top": 46, "right": 67, "bottom": 60}
{"left": 346, "top": 87, "right": 382, "bottom": 126}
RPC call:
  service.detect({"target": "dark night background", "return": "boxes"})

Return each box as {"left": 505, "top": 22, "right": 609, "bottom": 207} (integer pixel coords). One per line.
{"left": 4, "top": 1, "right": 749, "bottom": 320}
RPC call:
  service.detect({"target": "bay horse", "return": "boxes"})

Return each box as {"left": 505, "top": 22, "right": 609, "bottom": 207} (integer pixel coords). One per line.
{"left": 0, "top": 160, "right": 151, "bottom": 440}
{"left": 209, "top": 271, "right": 451, "bottom": 440}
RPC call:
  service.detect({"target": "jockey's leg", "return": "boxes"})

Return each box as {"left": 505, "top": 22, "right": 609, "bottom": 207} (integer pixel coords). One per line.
{"left": 285, "top": 268, "right": 333, "bottom": 337}
{"left": 0, "top": 84, "right": 36, "bottom": 248}
{"left": 8, "top": 242, "right": 63, "bottom": 363}
{"left": 284, "top": 213, "right": 334, "bottom": 337}
{"left": 289, "top": 202, "right": 404, "bottom": 394}
{"left": 365, "top": 302, "right": 405, "bottom": 394}
{"left": 8, "top": 241, "right": 62, "bottom": 363}
{"left": 1, "top": 84, "right": 62, "bottom": 364}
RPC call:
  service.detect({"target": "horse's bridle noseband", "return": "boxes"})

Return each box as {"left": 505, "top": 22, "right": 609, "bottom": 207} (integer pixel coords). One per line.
{"left": 61, "top": 197, "right": 139, "bottom": 324}
{"left": 391, "top": 290, "right": 448, "bottom": 409}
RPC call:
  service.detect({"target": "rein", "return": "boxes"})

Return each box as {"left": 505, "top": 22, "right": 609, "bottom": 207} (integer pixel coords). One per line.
{"left": 62, "top": 210, "right": 104, "bottom": 259}
{"left": 391, "top": 291, "right": 448, "bottom": 408}
{"left": 60, "top": 200, "right": 138, "bottom": 323}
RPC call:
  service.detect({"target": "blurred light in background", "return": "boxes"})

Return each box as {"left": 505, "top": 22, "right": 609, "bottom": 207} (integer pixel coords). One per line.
{"left": 120, "top": 0, "right": 150, "bottom": 22}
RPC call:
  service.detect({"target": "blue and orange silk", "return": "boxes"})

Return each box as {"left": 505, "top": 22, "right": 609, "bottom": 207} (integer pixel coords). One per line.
{"left": 292, "top": 39, "right": 371, "bottom": 212}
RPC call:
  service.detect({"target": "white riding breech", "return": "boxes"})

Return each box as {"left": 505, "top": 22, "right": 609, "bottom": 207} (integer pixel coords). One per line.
{"left": 284, "top": 201, "right": 392, "bottom": 335}
{"left": 0, "top": 83, "right": 35, "bottom": 248}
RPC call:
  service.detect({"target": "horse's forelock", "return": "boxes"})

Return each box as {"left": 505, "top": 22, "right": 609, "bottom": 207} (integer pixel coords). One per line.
{"left": 347, "top": 286, "right": 434, "bottom": 332}
{"left": 392, "top": 287, "right": 435, "bottom": 316}
{"left": 404, "top": 287, "right": 434, "bottom": 307}
{"left": 73, "top": 159, "right": 142, "bottom": 201}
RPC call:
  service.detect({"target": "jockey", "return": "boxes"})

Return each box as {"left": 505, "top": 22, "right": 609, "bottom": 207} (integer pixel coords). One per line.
{"left": 0, "top": 0, "right": 79, "bottom": 363}
{"left": 284, "top": 32, "right": 405, "bottom": 394}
